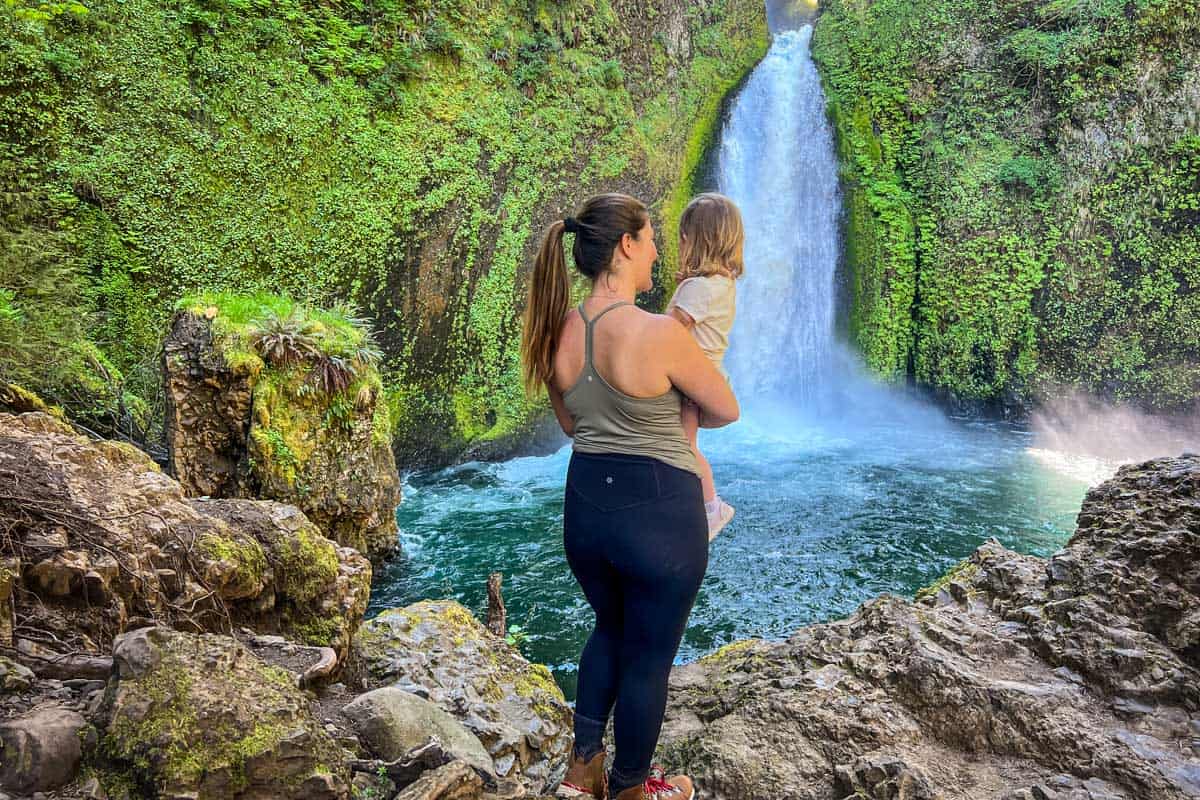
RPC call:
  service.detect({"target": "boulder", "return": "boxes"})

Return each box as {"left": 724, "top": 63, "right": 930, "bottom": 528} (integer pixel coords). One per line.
{"left": 342, "top": 687, "right": 495, "bottom": 780}
{"left": 163, "top": 304, "right": 401, "bottom": 562}
{"left": 0, "top": 656, "right": 34, "bottom": 693}
{"left": 0, "top": 412, "right": 370, "bottom": 665}
{"left": 352, "top": 601, "right": 572, "bottom": 794}
{"left": 394, "top": 761, "right": 483, "bottom": 800}
{"left": 0, "top": 706, "right": 91, "bottom": 793}
{"left": 99, "top": 626, "right": 348, "bottom": 799}
{"left": 657, "top": 455, "right": 1200, "bottom": 799}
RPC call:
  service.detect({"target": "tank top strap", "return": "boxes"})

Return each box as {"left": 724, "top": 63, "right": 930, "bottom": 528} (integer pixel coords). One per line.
{"left": 579, "top": 300, "right": 630, "bottom": 366}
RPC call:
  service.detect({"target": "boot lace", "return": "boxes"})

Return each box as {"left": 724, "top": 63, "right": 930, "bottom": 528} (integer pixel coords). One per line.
{"left": 643, "top": 776, "right": 681, "bottom": 797}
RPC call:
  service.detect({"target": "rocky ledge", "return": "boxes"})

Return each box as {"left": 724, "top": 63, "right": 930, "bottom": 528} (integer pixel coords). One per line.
{"left": 658, "top": 455, "right": 1200, "bottom": 799}
{"left": 0, "top": 411, "right": 370, "bottom": 660}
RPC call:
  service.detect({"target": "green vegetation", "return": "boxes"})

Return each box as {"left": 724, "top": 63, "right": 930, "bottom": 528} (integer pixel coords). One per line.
{"left": 913, "top": 558, "right": 979, "bottom": 602}
{"left": 178, "top": 293, "right": 392, "bottom": 497}
{"left": 814, "top": 0, "right": 1200, "bottom": 410}
{"left": 1, "top": 0, "right": 767, "bottom": 463}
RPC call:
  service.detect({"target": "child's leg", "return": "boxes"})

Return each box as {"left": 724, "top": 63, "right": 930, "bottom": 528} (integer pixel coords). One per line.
{"left": 681, "top": 402, "right": 716, "bottom": 503}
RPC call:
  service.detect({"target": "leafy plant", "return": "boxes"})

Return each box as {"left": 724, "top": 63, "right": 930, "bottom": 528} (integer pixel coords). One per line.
{"left": 250, "top": 308, "right": 321, "bottom": 367}
{"left": 505, "top": 624, "right": 529, "bottom": 648}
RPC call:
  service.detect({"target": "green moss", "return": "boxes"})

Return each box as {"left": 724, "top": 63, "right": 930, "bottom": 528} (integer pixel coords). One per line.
{"left": 178, "top": 292, "right": 370, "bottom": 364}
{"left": 914, "top": 558, "right": 980, "bottom": 602}
{"left": 512, "top": 662, "right": 564, "bottom": 719}
{"left": 274, "top": 527, "right": 339, "bottom": 605}
{"left": 197, "top": 532, "right": 268, "bottom": 593}
{"left": 4, "top": 0, "right": 768, "bottom": 461}
{"left": 103, "top": 636, "right": 330, "bottom": 794}
{"left": 814, "top": 0, "right": 1200, "bottom": 409}
{"left": 697, "top": 638, "right": 761, "bottom": 665}
{"left": 0, "top": 382, "right": 67, "bottom": 418}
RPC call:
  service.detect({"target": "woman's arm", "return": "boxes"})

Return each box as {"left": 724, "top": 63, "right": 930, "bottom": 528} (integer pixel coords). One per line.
{"left": 659, "top": 318, "right": 739, "bottom": 427}
{"left": 547, "top": 381, "right": 574, "bottom": 437}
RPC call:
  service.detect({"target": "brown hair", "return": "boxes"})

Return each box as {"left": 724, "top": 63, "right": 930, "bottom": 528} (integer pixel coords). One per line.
{"left": 521, "top": 193, "right": 650, "bottom": 396}
{"left": 676, "top": 192, "right": 745, "bottom": 283}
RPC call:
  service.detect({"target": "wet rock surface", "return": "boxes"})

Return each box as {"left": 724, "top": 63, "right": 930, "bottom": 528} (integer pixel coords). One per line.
{"left": 351, "top": 601, "right": 573, "bottom": 796}
{"left": 658, "top": 455, "right": 1200, "bottom": 800}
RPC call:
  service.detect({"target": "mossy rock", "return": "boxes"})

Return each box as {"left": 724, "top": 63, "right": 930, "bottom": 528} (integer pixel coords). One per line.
{"left": 0, "top": 383, "right": 67, "bottom": 419}
{"left": 164, "top": 295, "right": 401, "bottom": 562}
{"left": 99, "top": 626, "right": 347, "bottom": 799}
{"left": 352, "top": 600, "right": 571, "bottom": 794}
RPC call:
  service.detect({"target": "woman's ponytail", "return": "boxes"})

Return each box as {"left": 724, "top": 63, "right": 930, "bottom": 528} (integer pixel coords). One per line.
{"left": 520, "top": 194, "right": 648, "bottom": 397}
{"left": 521, "top": 220, "right": 571, "bottom": 396}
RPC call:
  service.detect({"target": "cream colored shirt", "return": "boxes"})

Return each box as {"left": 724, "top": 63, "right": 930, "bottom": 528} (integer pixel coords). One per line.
{"left": 667, "top": 274, "right": 736, "bottom": 373}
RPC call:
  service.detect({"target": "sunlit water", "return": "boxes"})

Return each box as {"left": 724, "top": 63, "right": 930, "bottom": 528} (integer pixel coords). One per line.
{"left": 369, "top": 27, "right": 1097, "bottom": 698}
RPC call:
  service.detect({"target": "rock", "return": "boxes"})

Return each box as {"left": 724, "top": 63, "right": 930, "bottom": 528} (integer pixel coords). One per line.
{"left": 163, "top": 307, "right": 401, "bottom": 562}
{"left": 0, "top": 706, "right": 90, "bottom": 793}
{"left": 352, "top": 600, "right": 572, "bottom": 794}
{"left": 99, "top": 626, "right": 347, "bottom": 799}
{"left": 657, "top": 455, "right": 1200, "bottom": 800}
{"left": 0, "top": 412, "right": 369, "bottom": 663}
{"left": 198, "top": 498, "right": 371, "bottom": 657}
{"left": 342, "top": 687, "right": 495, "bottom": 781}
{"left": 0, "top": 656, "right": 34, "bottom": 692}
{"left": 833, "top": 754, "right": 942, "bottom": 799}
{"left": 394, "top": 761, "right": 483, "bottom": 800}
{"left": 80, "top": 776, "right": 108, "bottom": 800}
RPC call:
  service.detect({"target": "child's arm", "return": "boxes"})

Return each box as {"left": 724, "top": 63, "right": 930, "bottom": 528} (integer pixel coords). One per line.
{"left": 668, "top": 306, "right": 695, "bottom": 329}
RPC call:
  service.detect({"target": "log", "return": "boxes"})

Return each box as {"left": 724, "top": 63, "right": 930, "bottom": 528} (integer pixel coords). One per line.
{"left": 486, "top": 572, "right": 506, "bottom": 638}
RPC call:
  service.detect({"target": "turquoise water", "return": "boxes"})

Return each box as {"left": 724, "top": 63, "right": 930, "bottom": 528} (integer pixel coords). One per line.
{"left": 370, "top": 401, "right": 1093, "bottom": 698}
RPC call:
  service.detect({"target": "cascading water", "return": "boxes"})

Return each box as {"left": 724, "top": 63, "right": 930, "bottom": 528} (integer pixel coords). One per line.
{"left": 721, "top": 27, "right": 840, "bottom": 410}
{"left": 372, "top": 18, "right": 1093, "bottom": 698}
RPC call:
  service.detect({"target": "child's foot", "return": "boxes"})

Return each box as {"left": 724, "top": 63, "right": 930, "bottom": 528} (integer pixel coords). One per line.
{"left": 705, "top": 497, "right": 735, "bottom": 540}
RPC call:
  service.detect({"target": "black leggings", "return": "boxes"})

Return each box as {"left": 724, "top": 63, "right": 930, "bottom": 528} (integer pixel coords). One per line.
{"left": 563, "top": 451, "right": 708, "bottom": 794}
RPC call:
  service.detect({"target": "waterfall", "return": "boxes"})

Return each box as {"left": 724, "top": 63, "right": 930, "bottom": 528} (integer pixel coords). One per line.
{"left": 721, "top": 26, "right": 842, "bottom": 412}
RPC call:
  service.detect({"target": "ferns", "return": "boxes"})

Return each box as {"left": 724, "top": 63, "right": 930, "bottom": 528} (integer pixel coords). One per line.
{"left": 241, "top": 300, "right": 381, "bottom": 401}
{"left": 250, "top": 308, "right": 322, "bottom": 367}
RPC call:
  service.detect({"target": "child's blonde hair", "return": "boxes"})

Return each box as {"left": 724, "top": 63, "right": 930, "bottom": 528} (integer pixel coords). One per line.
{"left": 676, "top": 192, "right": 745, "bottom": 283}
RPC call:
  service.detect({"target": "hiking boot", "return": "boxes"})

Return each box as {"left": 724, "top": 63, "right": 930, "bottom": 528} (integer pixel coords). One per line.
{"left": 612, "top": 773, "right": 695, "bottom": 800}
{"left": 707, "top": 497, "right": 735, "bottom": 541}
{"left": 556, "top": 750, "right": 608, "bottom": 798}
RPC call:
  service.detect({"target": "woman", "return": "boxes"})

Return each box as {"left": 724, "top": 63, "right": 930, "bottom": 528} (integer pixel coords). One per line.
{"left": 521, "top": 193, "right": 739, "bottom": 800}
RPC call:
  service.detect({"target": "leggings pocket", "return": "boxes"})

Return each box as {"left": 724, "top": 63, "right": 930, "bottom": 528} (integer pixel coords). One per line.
{"left": 567, "top": 454, "right": 661, "bottom": 512}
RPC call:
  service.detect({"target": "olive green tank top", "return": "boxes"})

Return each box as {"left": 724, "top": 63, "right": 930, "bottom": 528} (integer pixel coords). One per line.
{"left": 562, "top": 301, "right": 699, "bottom": 476}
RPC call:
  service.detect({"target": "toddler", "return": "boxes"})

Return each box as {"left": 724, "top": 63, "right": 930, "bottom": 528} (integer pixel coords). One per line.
{"left": 667, "top": 192, "right": 743, "bottom": 540}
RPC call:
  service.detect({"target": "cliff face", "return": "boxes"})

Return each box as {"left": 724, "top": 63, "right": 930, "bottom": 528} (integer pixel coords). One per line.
{"left": 1, "top": 0, "right": 768, "bottom": 464}
{"left": 813, "top": 0, "right": 1200, "bottom": 413}
{"left": 658, "top": 454, "right": 1200, "bottom": 799}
